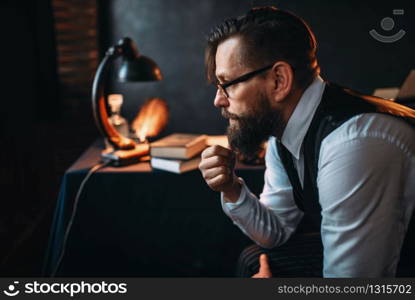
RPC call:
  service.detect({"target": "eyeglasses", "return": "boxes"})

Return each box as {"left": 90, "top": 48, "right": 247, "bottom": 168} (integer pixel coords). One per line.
{"left": 216, "top": 64, "right": 273, "bottom": 98}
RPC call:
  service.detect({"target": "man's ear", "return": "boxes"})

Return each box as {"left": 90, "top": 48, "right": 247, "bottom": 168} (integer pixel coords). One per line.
{"left": 269, "top": 61, "right": 294, "bottom": 103}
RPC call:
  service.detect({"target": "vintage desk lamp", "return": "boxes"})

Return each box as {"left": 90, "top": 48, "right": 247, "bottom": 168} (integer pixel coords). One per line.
{"left": 91, "top": 37, "right": 163, "bottom": 166}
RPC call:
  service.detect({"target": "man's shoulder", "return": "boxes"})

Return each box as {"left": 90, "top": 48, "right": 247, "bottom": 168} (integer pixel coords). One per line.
{"left": 321, "top": 112, "right": 415, "bottom": 153}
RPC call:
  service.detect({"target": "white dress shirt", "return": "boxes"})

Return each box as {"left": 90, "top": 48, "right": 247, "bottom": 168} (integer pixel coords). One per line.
{"left": 221, "top": 76, "right": 415, "bottom": 277}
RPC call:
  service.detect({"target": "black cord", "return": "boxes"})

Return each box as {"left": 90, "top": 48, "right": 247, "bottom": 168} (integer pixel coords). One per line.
{"left": 51, "top": 160, "right": 111, "bottom": 277}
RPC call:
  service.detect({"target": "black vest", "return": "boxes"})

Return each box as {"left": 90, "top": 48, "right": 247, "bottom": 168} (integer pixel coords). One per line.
{"left": 276, "top": 82, "right": 415, "bottom": 233}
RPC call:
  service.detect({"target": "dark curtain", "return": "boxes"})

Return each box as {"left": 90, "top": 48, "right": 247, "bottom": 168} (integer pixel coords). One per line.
{"left": 0, "top": 0, "right": 60, "bottom": 275}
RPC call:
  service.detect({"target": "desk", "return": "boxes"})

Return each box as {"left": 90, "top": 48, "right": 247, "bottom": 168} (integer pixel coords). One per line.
{"left": 43, "top": 141, "right": 265, "bottom": 276}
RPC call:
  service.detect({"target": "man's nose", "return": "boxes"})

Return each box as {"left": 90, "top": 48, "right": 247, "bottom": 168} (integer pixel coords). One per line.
{"left": 213, "top": 90, "right": 229, "bottom": 108}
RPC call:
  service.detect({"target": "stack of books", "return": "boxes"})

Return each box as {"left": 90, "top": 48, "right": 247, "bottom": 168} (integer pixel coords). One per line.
{"left": 150, "top": 133, "right": 208, "bottom": 174}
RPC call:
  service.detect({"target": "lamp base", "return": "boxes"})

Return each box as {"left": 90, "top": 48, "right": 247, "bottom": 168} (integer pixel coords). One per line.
{"left": 101, "top": 143, "right": 150, "bottom": 166}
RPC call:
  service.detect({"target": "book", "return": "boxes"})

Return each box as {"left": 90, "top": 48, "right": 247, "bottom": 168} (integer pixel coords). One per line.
{"left": 150, "top": 133, "right": 207, "bottom": 159}
{"left": 373, "top": 88, "right": 400, "bottom": 100}
{"left": 372, "top": 70, "right": 415, "bottom": 107}
{"left": 397, "top": 70, "right": 415, "bottom": 106}
{"left": 151, "top": 156, "right": 201, "bottom": 174}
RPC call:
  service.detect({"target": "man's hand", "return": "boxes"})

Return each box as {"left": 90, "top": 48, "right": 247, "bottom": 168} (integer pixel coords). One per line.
{"left": 199, "top": 145, "right": 241, "bottom": 203}
{"left": 252, "top": 254, "right": 273, "bottom": 278}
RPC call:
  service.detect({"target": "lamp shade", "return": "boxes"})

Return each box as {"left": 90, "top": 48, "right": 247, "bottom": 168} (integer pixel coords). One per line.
{"left": 118, "top": 55, "right": 163, "bottom": 82}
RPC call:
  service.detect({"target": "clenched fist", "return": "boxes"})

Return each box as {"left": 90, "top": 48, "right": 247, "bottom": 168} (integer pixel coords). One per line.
{"left": 199, "top": 145, "right": 242, "bottom": 203}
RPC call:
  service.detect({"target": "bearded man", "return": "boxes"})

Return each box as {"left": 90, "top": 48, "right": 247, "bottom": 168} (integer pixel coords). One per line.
{"left": 199, "top": 6, "right": 415, "bottom": 277}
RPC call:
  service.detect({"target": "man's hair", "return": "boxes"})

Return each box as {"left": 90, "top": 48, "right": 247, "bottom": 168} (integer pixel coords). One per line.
{"left": 205, "top": 6, "right": 319, "bottom": 90}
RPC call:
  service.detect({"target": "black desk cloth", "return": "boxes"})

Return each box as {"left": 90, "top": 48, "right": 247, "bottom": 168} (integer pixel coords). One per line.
{"left": 43, "top": 141, "right": 265, "bottom": 276}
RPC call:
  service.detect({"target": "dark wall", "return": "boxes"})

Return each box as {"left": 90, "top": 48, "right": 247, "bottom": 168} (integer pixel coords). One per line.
{"left": 0, "top": 0, "right": 60, "bottom": 275}
{"left": 99, "top": 0, "right": 414, "bottom": 136}
{"left": 0, "top": 1, "right": 98, "bottom": 276}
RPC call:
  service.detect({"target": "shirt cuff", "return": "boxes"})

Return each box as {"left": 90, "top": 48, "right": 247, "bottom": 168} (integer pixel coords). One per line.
{"left": 222, "top": 177, "right": 246, "bottom": 208}
{"left": 221, "top": 177, "right": 258, "bottom": 219}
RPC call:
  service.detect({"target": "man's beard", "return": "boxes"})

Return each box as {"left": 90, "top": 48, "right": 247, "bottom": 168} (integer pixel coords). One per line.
{"left": 222, "top": 93, "right": 284, "bottom": 161}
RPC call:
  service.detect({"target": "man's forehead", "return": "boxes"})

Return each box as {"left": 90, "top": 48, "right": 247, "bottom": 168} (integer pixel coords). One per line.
{"left": 215, "top": 36, "right": 245, "bottom": 79}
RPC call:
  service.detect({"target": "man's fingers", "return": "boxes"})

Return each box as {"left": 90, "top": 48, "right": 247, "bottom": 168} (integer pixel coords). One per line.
{"left": 199, "top": 145, "right": 237, "bottom": 193}
{"left": 203, "top": 166, "right": 231, "bottom": 180}
{"left": 252, "top": 254, "right": 272, "bottom": 278}
{"left": 252, "top": 272, "right": 270, "bottom": 278}
{"left": 206, "top": 174, "right": 230, "bottom": 190}
{"left": 201, "top": 145, "right": 234, "bottom": 159}
{"left": 199, "top": 155, "right": 229, "bottom": 170}
{"left": 258, "top": 254, "right": 272, "bottom": 275}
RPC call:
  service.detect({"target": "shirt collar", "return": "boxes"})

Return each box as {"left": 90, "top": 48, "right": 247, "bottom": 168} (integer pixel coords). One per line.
{"left": 281, "top": 76, "right": 326, "bottom": 159}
